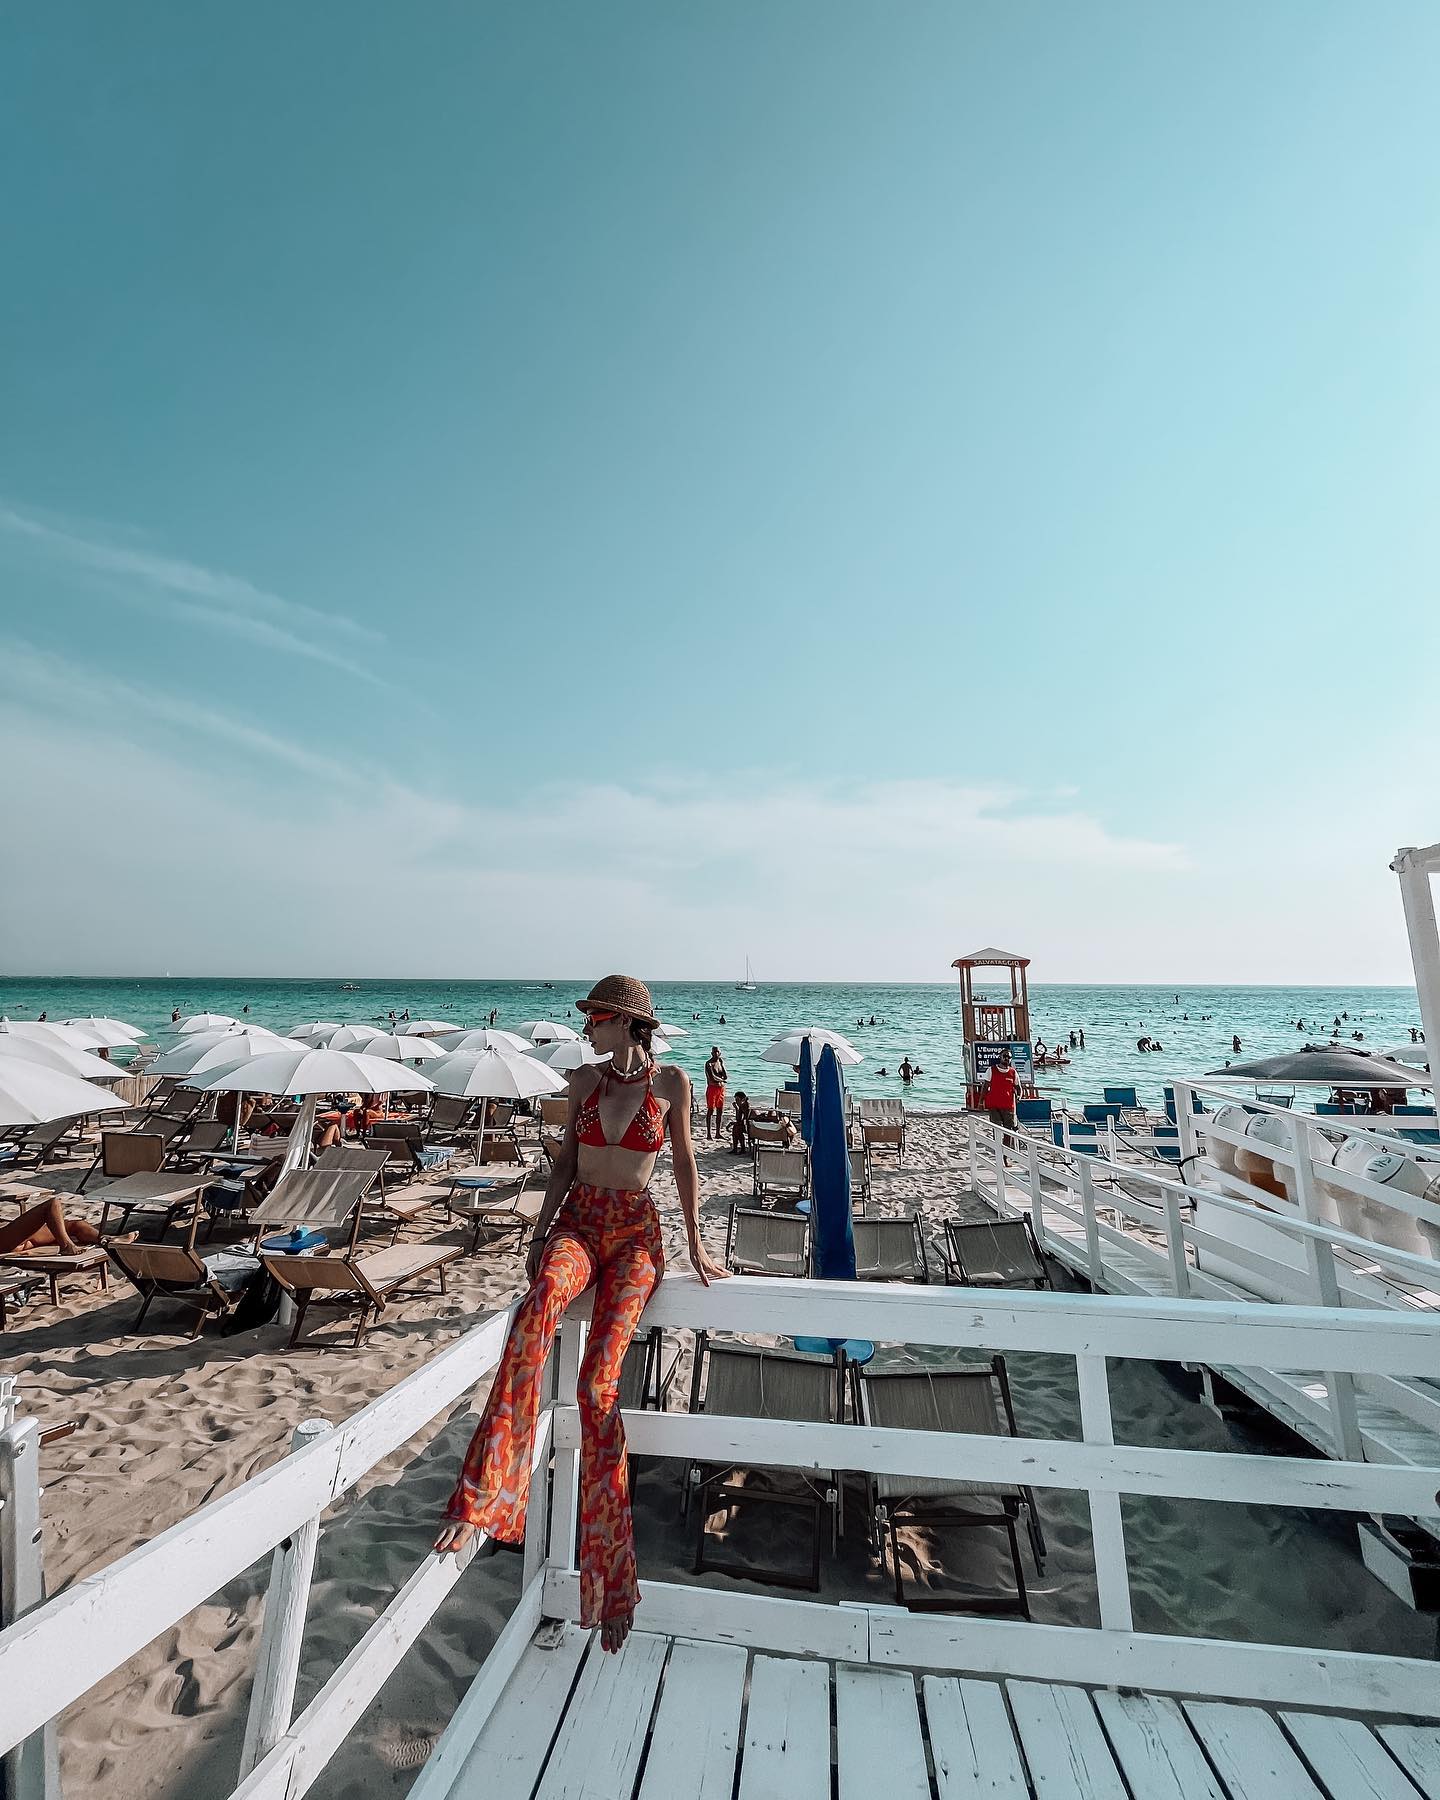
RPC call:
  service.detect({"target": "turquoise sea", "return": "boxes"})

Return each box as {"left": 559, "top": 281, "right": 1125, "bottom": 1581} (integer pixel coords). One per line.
{"left": 0, "top": 977, "right": 1423, "bottom": 1110}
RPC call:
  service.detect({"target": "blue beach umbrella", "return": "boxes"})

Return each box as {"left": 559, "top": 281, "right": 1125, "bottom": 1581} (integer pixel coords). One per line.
{"left": 798, "top": 1035, "right": 816, "bottom": 1145}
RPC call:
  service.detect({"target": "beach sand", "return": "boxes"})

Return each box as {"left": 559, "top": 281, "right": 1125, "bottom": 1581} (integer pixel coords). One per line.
{"left": 5, "top": 1117, "right": 1434, "bottom": 1799}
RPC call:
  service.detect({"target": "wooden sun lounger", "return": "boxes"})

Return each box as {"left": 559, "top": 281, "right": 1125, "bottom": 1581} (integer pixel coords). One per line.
{"left": 725, "top": 1206, "right": 810, "bottom": 1277}
{"left": 685, "top": 1334, "right": 846, "bottom": 1590}
{"left": 107, "top": 1242, "right": 256, "bottom": 1338}
{"left": 261, "top": 1242, "right": 464, "bottom": 1349}
{"left": 92, "top": 1171, "right": 210, "bottom": 1241}
{"left": 941, "top": 1216, "right": 1051, "bottom": 1290}
{"left": 250, "top": 1167, "right": 375, "bottom": 1254}
{"left": 0, "top": 1269, "right": 45, "bottom": 1329}
{"left": 851, "top": 1216, "right": 928, "bottom": 1283}
{"left": 0, "top": 1248, "right": 110, "bottom": 1306}
{"left": 444, "top": 1170, "right": 541, "bottom": 1254}
{"left": 753, "top": 1146, "right": 809, "bottom": 1205}
{"left": 858, "top": 1357, "right": 1045, "bottom": 1615}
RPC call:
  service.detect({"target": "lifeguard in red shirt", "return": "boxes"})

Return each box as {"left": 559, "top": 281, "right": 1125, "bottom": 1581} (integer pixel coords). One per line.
{"left": 983, "top": 1047, "right": 1020, "bottom": 1132}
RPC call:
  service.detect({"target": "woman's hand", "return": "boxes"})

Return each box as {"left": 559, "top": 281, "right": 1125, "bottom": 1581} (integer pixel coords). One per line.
{"left": 434, "top": 1519, "right": 476, "bottom": 1555}
{"left": 525, "top": 1230, "right": 550, "bottom": 1286}
{"left": 689, "top": 1240, "right": 730, "bottom": 1286}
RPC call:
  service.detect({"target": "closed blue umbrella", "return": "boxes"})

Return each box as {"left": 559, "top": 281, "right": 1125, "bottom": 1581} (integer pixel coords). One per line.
{"left": 794, "top": 1042, "right": 872, "bottom": 1364}
{"left": 798, "top": 1035, "right": 816, "bottom": 1145}
{"left": 810, "top": 1044, "right": 854, "bottom": 1280}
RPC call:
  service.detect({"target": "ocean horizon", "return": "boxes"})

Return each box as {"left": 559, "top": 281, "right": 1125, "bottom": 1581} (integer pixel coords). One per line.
{"left": 3, "top": 975, "right": 1422, "bottom": 1112}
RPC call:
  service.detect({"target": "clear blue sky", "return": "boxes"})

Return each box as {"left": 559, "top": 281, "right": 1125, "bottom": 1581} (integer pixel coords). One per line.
{"left": 2, "top": 3, "right": 1437, "bottom": 980}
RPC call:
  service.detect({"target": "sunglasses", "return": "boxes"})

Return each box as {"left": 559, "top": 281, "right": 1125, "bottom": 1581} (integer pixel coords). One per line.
{"left": 584, "top": 1009, "right": 619, "bottom": 1025}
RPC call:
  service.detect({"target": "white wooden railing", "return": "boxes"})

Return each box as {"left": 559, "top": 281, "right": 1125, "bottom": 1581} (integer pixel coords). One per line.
{"left": 3, "top": 1277, "right": 1440, "bottom": 1800}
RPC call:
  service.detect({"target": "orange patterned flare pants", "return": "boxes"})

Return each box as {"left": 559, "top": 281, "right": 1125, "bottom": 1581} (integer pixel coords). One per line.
{"left": 446, "top": 1181, "right": 664, "bottom": 1626}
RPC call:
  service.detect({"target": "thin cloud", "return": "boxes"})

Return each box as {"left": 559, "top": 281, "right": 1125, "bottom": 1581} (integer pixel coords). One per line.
{"left": 0, "top": 500, "right": 386, "bottom": 683}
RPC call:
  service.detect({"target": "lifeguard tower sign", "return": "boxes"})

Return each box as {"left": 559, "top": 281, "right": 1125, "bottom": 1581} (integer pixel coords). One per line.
{"left": 951, "top": 947, "right": 1035, "bottom": 1110}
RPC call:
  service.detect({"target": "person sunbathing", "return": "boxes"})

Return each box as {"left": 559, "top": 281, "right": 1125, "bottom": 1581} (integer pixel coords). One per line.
{"left": 0, "top": 1196, "right": 103, "bottom": 1257}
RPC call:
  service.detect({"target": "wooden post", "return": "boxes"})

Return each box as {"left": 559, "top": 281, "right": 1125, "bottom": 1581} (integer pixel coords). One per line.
{"left": 1162, "top": 1188, "right": 1190, "bottom": 1299}
{"left": 1, "top": 1418, "right": 60, "bottom": 1800}
{"left": 1079, "top": 1162, "right": 1103, "bottom": 1287}
{"left": 1285, "top": 1117, "right": 1364, "bottom": 1463}
{"left": 548, "top": 1318, "right": 586, "bottom": 1572}
{"left": 1075, "top": 1356, "right": 1134, "bottom": 1632}
{"left": 239, "top": 1419, "right": 334, "bottom": 1779}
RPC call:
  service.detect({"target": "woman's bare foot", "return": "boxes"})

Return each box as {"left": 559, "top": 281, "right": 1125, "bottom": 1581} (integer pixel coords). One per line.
{"left": 434, "top": 1520, "right": 477, "bottom": 1555}
{"left": 599, "top": 1610, "right": 633, "bottom": 1654}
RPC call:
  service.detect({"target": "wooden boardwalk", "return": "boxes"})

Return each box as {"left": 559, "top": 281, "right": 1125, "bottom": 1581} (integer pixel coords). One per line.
{"left": 419, "top": 1620, "right": 1440, "bottom": 1800}
{"left": 980, "top": 1161, "right": 1440, "bottom": 1530}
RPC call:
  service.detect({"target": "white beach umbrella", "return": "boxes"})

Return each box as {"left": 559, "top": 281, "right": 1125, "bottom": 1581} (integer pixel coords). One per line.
{"left": 328, "top": 1023, "right": 389, "bottom": 1052}
{"left": 427, "top": 1047, "right": 565, "bottom": 1159}
{"left": 761, "top": 1029, "right": 864, "bottom": 1067}
{"left": 653, "top": 1023, "right": 689, "bottom": 1038}
{"left": 0, "top": 1035, "right": 124, "bottom": 1081}
{"left": 0, "top": 1059, "right": 126, "bottom": 1130}
{"left": 0, "top": 1018, "right": 109, "bottom": 1050}
{"left": 399, "top": 1019, "right": 454, "bottom": 1037}
{"left": 288, "top": 1021, "right": 344, "bottom": 1045}
{"left": 195, "top": 1046, "right": 435, "bottom": 1174}
{"left": 533, "top": 1039, "right": 610, "bottom": 1072}
{"left": 60, "top": 1016, "right": 147, "bottom": 1046}
{"left": 177, "top": 1013, "right": 241, "bottom": 1034}
{"left": 1379, "top": 1043, "right": 1431, "bottom": 1067}
{"left": 149, "top": 1030, "right": 289, "bottom": 1078}
{"left": 516, "top": 1020, "right": 580, "bottom": 1045}
{"left": 355, "top": 1032, "right": 448, "bottom": 1063}
{"left": 435, "top": 1027, "right": 531, "bottom": 1055}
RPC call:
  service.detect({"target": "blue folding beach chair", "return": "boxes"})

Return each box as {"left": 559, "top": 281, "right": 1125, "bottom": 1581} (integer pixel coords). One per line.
{"left": 1103, "top": 1087, "right": 1138, "bottom": 1110}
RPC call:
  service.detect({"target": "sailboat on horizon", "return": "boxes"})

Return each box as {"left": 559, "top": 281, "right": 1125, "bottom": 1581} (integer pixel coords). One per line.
{"left": 735, "top": 955, "right": 757, "bottom": 992}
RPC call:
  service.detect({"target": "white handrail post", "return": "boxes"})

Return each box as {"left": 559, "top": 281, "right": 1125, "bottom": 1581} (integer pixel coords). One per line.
{"left": 1025, "top": 1138, "right": 1044, "bottom": 1242}
{"left": 548, "top": 1317, "right": 586, "bottom": 1572}
{"left": 1285, "top": 1117, "right": 1364, "bottom": 1463}
{"left": 239, "top": 1419, "right": 333, "bottom": 1780}
{"left": 1078, "top": 1161, "right": 1102, "bottom": 1287}
{"left": 963, "top": 1113, "right": 977, "bottom": 1191}
{"left": 1075, "top": 1355, "right": 1133, "bottom": 1632}
{"left": 0, "top": 1377, "right": 17, "bottom": 1432}
{"left": 1174, "top": 1080, "right": 1200, "bottom": 1173}
{"left": 1106, "top": 1118, "right": 1119, "bottom": 1164}
{"left": 1162, "top": 1188, "right": 1191, "bottom": 1299}
{"left": 1393, "top": 847, "right": 1440, "bottom": 1072}
{"left": 1, "top": 1417, "right": 61, "bottom": 1800}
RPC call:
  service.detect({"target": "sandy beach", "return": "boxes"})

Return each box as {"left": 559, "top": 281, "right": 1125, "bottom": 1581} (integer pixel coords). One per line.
{"left": 5, "top": 1115, "right": 1434, "bottom": 1800}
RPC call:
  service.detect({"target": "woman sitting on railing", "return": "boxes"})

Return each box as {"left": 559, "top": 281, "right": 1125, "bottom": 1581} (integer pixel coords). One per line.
{"left": 434, "top": 975, "right": 728, "bottom": 1654}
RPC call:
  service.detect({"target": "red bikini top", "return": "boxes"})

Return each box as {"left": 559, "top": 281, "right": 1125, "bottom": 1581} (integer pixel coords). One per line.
{"left": 575, "top": 1065, "right": 666, "bottom": 1153}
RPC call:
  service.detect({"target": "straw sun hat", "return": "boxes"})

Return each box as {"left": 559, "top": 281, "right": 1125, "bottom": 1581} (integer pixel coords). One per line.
{"left": 575, "top": 975, "right": 659, "bottom": 1029}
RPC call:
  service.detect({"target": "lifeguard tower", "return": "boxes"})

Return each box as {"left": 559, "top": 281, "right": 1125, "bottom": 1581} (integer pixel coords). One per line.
{"left": 951, "top": 946, "right": 1034, "bottom": 1109}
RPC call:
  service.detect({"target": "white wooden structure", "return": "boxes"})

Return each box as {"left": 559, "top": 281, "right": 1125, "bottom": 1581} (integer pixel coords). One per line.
{"left": 2, "top": 1278, "right": 1440, "bottom": 1799}
{"left": 962, "top": 1095, "right": 1440, "bottom": 1532}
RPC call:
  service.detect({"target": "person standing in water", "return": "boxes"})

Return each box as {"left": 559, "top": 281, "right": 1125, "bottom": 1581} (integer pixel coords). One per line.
{"left": 435, "top": 976, "right": 728, "bottom": 1654}
{"left": 703, "top": 1045, "right": 727, "bottom": 1140}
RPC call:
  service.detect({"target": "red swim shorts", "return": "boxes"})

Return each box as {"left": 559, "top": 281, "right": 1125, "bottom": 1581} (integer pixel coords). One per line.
{"left": 705, "top": 1083, "right": 726, "bottom": 1111}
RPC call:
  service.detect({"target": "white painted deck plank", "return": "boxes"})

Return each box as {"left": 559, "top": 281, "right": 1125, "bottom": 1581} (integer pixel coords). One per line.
{"left": 1093, "top": 1690, "right": 1225, "bottom": 1800}
{"left": 1005, "top": 1681, "right": 1128, "bottom": 1800}
{"left": 835, "top": 1664, "right": 928, "bottom": 1800}
{"left": 1185, "top": 1701, "right": 1326, "bottom": 1800}
{"left": 636, "top": 1638, "right": 746, "bottom": 1800}
{"left": 922, "top": 1676, "right": 1028, "bottom": 1799}
{"left": 737, "top": 1653, "right": 831, "bottom": 1800}
{"left": 1377, "top": 1723, "right": 1440, "bottom": 1800}
{"left": 1281, "top": 1710, "right": 1425, "bottom": 1800}
{"left": 449, "top": 1623, "right": 590, "bottom": 1800}
{"left": 534, "top": 1630, "right": 668, "bottom": 1800}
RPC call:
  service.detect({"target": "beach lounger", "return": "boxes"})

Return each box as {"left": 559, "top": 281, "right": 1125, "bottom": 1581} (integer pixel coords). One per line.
{"left": 2, "top": 1117, "right": 88, "bottom": 1171}
{"left": 852, "top": 1216, "right": 928, "bottom": 1283}
{"left": 618, "top": 1326, "right": 680, "bottom": 1413}
{"left": 538, "top": 1096, "right": 570, "bottom": 1133}
{"left": 261, "top": 1242, "right": 463, "bottom": 1349}
{"left": 367, "top": 1122, "right": 456, "bottom": 1181}
{"left": 1016, "top": 1098, "right": 1053, "bottom": 1135}
{"left": 748, "top": 1120, "right": 792, "bottom": 1149}
{"left": 445, "top": 1169, "right": 541, "bottom": 1253}
{"left": 941, "top": 1216, "right": 1051, "bottom": 1290}
{"left": 107, "top": 1241, "right": 257, "bottom": 1337}
{"left": 848, "top": 1145, "right": 872, "bottom": 1209}
{"left": 685, "top": 1334, "right": 845, "bottom": 1590}
{"left": 0, "top": 1248, "right": 110, "bottom": 1306}
{"left": 250, "top": 1167, "right": 374, "bottom": 1254}
{"left": 858, "top": 1358, "right": 1045, "bottom": 1615}
{"left": 168, "top": 1120, "right": 230, "bottom": 1169}
{"left": 93, "top": 1172, "right": 210, "bottom": 1243}
{"left": 753, "top": 1145, "right": 809, "bottom": 1205}
{"left": 1103, "top": 1087, "right": 1139, "bottom": 1110}
{"left": 0, "top": 1269, "right": 45, "bottom": 1329}
{"left": 725, "top": 1205, "right": 810, "bottom": 1277}
{"left": 774, "top": 1091, "right": 803, "bottom": 1118}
